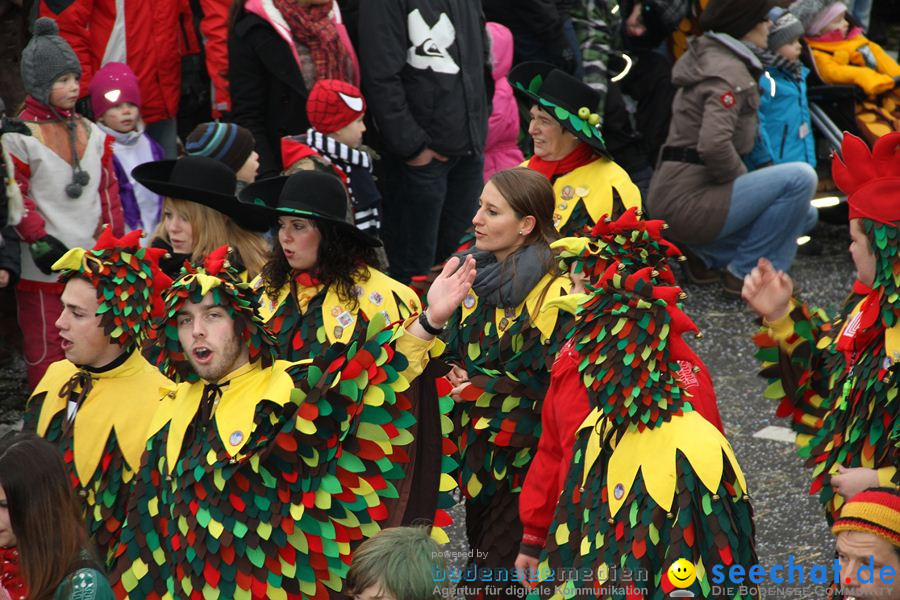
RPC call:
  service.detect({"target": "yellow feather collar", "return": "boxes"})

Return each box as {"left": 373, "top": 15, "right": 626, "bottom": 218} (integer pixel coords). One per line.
{"left": 254, "top": 267, "right": 420, "bottom": 345}
{"left": 518, "top": 159, "right": 641, "bottom": 228}
{"left": 460, "top": 273, "right": 570, "bottom": 340}
{"left": 32, "top": 352, "right": 172, "bottom": 484}
{"left": 578, "top": 409, "right": 747, "bottom": 517}
{"left": 151, "top": 360, "right": 301, "bottom": 468}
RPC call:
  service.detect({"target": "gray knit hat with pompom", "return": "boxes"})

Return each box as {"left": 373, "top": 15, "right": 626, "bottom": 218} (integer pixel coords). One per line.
{"left": 20, "top": 17, "right": 82, "bottom": 106}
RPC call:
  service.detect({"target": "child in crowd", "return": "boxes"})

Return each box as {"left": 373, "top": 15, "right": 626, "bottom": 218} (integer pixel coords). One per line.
{"left": 483, "top": 22, "right": 524, "bottom": 181}
{"left": 281, "top": 79, "right": 381, "bottom": 237}
{"left": 185, "top": 121, "right": 259, "bottom": 193}
{"left": 346, "top": 527, "right": 446, "bottom": 600}
{"left": 744, "top": 132, "right": 899, "bottom": 522}
{"left": 89, "top": 62, "right": 164, "bottom": 245}
{"left": 747, "top": 9, "right": 817, "bottom": 169}
{"left": 4, "top": 17, "right": 122, "bottom": 389}
{"left": 830, "top": 488, "right": 900, "bottom": 600}
{"left": 791, "top": 0, "right": 900, "bottom": 141}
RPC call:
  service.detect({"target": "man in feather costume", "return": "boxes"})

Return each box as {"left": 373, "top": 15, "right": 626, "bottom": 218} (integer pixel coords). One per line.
{"left": 744, "top": 131, "right": 899, "bottom": 521}
{"left": 24, "top": 227, "right": 172, "bottom": 566}
{"left": 528, "top": 215, "right": 756, "bottom": 599}
{"left": 109, "top": 246, "right": 475, "bottom": 599}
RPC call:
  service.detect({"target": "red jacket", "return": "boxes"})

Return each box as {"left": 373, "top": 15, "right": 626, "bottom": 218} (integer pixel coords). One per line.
{"left": 178, "top": 0, "right": 232, "bottom": 117}
{"left": 39, "top": 0, "right": 181, "bottom": 124}
{"left": 519, "top": 338, "right": 724, "bottom": 548}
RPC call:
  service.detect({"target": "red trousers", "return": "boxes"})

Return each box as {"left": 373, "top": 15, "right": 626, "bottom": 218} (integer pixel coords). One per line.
{"left": 16, "top": 281, "right": 64, "bottom": 390}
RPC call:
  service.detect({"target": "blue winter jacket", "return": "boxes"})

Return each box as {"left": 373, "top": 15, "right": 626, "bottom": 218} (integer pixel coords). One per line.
{"left": 746, "top": 64, "right": 816, "bottom": 169}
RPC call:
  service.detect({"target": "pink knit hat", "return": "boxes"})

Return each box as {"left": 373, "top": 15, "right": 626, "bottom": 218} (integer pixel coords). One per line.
{"left": 89, "top": 62, "right": 142, "bottom": 118}
{"left": 807, "top": 2, "right": 847, "bottom": 35}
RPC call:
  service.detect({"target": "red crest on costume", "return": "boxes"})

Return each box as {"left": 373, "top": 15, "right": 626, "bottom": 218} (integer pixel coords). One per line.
{"left": 832, "top": 132, "right": 900, "bottom": 226}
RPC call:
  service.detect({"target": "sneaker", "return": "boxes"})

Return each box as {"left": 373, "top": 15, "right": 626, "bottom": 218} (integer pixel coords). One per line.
{"left": 681, "top": 249, "right": 721, "bottom": 285}
{"left": 722, "top": 270, "right": 744, "bottom": 299}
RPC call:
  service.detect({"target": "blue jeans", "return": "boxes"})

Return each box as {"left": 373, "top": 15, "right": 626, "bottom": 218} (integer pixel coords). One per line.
{"left": 145, "top": 119, "right": 178, "bottom": 159}
{"left": 381, "top": 153, "right": 484, "bottom": 283}
{"left": 689, "top": 162, "right": 818, "bottom": 278}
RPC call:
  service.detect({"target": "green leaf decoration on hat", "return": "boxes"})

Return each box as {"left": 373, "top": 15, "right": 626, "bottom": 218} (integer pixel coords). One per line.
{"left": 527, "top": 74, "right": 543, "bottom": 95}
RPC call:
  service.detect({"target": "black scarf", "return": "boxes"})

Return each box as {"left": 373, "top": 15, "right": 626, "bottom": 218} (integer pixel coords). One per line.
{"left": 465, "top": 244, "right": 552, "bottom": 309}
{"left": 748, "top": 44, "right": 804, "bottom": 81}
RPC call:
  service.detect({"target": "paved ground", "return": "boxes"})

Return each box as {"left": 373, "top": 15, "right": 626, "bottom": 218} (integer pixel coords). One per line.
{"left": 0, "top": 221, "right": 856, "bottom": 598}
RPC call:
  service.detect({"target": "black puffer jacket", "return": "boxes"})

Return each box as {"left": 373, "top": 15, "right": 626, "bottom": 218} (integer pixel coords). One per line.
{"left": 358, "top": 0, "right": 489, "bottom": 160}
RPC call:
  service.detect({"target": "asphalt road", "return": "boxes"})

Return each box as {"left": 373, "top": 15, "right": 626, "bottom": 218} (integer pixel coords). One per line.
{"left": 0, "top": 221, "right": 856, "bottom": 598}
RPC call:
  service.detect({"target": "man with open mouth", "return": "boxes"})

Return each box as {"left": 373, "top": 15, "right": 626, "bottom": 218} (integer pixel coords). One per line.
{"left": 109, "top": 244, "right": 476, "bottom": 599}
{"left": 23, "top": 227, "right": 173, "bottom": 567}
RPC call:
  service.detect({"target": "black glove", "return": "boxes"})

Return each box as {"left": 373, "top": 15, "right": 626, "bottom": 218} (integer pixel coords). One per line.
{"left": 29, "top": 234, "right": 69, "bottom": 275}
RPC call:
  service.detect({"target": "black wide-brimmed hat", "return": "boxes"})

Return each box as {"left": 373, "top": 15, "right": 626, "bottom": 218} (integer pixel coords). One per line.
{"left": 131, "top": 156, "right": 271, "bottom": 232}
{"left": 238, "top": 171, "right": 381, "bottom": 247}
{"left": 508, "top": 61, "right": 609, "bottom": 156}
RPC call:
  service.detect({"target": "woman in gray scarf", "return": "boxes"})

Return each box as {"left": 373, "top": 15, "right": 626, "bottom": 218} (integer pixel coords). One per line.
{"left": 442, "top": 167, "right": 573, "bottom": 599}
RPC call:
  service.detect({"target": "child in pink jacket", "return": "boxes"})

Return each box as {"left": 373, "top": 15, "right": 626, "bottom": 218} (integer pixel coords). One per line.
{"left": 483, "top": 22, "right": 524, "bottom": 182}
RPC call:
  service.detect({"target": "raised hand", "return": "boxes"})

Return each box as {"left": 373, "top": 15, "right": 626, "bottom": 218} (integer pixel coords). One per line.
{"left": 742, "top": 258, "right": 793, "bottom": 322}
{"left": 425, "top": 254, "right": 477, "bottom": 326}
{"left": 831, "top": 465, "right": 879, "bottom": 501}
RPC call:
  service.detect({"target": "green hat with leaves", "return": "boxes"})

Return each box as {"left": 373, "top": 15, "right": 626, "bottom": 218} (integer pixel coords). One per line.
{"left": 508, "top": 61, "right": 608, "bottom": 156}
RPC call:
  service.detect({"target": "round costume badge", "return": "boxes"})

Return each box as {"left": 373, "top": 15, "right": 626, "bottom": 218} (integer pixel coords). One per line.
{"left": 613, "top": 483, "right": 625, "bottom": 500}
{"left": 463, "top": 293, "right": 476, "bottom": 309}
{"left": 575, "top": 186, "right": 589, "bottom": 197}
{"left": 229, "top": 431, "right": 244, "bottom": 446}
{"left": 558, "top": 202, "right": 568, "bottom": 210}
{"left": 331, "top": 306, "right": 343, "bottom": 317}
{"left": 334, "top": 325, "right": 344, "bottom": 338}
{"left": 561, "top": 185, "right": 575, "bottom": 200}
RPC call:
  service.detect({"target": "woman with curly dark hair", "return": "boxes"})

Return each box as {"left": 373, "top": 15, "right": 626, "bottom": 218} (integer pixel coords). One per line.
{"left": 241, "top": 170, "right": 422, "bottom": 362}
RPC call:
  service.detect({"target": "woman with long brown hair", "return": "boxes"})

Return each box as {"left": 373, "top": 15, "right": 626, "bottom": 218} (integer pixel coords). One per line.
{"left": 443, "top": 167, "right": 573, "bottom": 599}
{"left": 0, "top": 432, "right": 113, "bottom": 600}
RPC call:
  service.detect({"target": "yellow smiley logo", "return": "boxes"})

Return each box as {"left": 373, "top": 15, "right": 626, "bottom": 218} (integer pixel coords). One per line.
{"left": 667, "top": 559, "right": 696, "bottom": 589}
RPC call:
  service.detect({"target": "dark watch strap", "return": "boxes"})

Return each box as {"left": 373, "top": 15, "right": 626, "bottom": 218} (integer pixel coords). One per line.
{"left": 418, "top": 311, "right": 445, "bottom": 335}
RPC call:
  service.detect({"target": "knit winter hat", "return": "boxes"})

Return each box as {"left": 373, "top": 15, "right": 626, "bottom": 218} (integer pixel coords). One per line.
{"left": 20, "top": 17, "right": 82, "bottom": 106}
{"left": 306, "top": 79, "right": 366, "bottom": 134}
{"left": 88, "top": 62, "right": 142, "bottom": 119}
{"left": 789, "top": 0, "right": 847, "bottom": 35}
{"left": 768, "top": 9, "right": 806, "bottom": 51}
{"left": 185, "top": 122, "right": 256, "bottom": 174}
{"left": 700, "top": 0, "right": 777, "bottom": 39}
{"left": 832, "top": 488, "right": 900, "bottom": 547}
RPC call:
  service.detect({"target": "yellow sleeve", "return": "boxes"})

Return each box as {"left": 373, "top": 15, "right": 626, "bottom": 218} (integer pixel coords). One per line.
{"left": 877, "top": 466, "right": 898, "bottom": 488}
{"left": 395, "top": 316, "right": 445, "bottom": 382}
{"left": 762, "top": 299, "right": 802, "bottom": 351}
{"left": 869, "top": 40, "right": 900, "bottom": 78}
{"left": 813, "top": 49, "right": 896, "bottom": 95}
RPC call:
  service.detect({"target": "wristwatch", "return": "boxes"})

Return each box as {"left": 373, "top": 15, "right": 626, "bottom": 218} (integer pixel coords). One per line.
{"left": 418, "top": 310, "right": 445, "bottom": 335}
